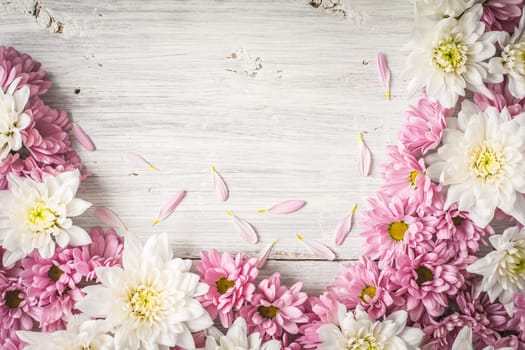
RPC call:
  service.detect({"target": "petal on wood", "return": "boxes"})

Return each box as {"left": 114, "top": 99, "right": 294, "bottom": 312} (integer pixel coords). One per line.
{"left": 358, "top": 133, "right": 372, "bottom": 176}
{"left": 122, "top": 152, "right": 158, "bottom": 170}
{"left": 259, "top": 200, "right": 306, "bottom": 214}
{"left": 153, "top": 191, "right": 186, "bottom": 225}
{"left": 95, "top": 207, "right": 128, "bottom": 234}
{"left": 296, "top": 234, "right": 335, "bottom": 260}
{"left": 227, "top": 211, "right": 258, "bottom": 244}
{"left": 376, "top": 52, "right": 392, "bottom": 100}
{"left": 256, "top": 239, "right": 277, "bottom": 268}
{"left": 211, "top": 166, "right": 229, "bottom": 202}
{"left": 334, "top": 203, "right": 357, "bottom": 246}
{"left": 72, "top": 123, "right": 96, "bottom": 151}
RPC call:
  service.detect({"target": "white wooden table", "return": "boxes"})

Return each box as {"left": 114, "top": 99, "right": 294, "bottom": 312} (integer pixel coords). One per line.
{"left": 1, "top": 0, "right": 413, "bottom": 294}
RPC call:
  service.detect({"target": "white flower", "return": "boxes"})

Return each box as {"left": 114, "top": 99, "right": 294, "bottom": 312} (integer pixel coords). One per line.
{"left": 406, "top": 4, "right": 497, "bottom": 108}
{"left": 77, "top": 233, "right": 213, "bottom": 350}
{"left": 0, "top": 79, "right": 31, "bottom": 161}
{"left": 0, "top": 170, "right": 91, "bottom": 265}
{"left": 415, "top": 0, "right": 476, "bottom": 18}
{"left": 17, "top": 314, "right": 115, "bottom": 350}
{"left": 427, "top": 100, "right": 525, "bottom": 227}
{"left": 467, "top": 226, "right": 525, "bottom": 314}
{"left": 317, "top": 304, "right": 423, "bottom": 350}
{"left": 204, "top": 317, "right": 280, "bottom": 350}
{"left": 489, "top": 13, "right": 525, "bottom": 98}
{"left": 451, "top": 326, "right": 514, "bottom": 350}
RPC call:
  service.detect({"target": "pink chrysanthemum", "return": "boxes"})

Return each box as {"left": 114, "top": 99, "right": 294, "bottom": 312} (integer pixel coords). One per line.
{"left": 327, "top": 257, "right": 399, "bottom": 320}
{"left": 390, "top": 244, "right": 464, "bottom": 322}
{"left": 380, "top": 145, "right": 441, "bottom": 208}
{"left": 481, "top": 0, "right": 523, "bottom": 33}
{"left": 196, "top": 249, "right": 259, "bottom": 327}
{"left": 509, "top": 293, "right": 525, "bottom": 342}
{"left": 20, "top": 248, "right": 85, "bottom": 331}
{"left": 0, "top": 98, "right": 82, "bottom": 189}
{"left": 296, "top": 293, "right": 339, "bottom": 349}
{"left": 474, "top": 82, "right": 525, "bottom": 117}
{"left": 0, "top": 46, "right": 51, "bottom": 97}
{"left": 360, "top": 194, "right": 437, "bottom": 267}
{"left": 240, "top": 272, "right": 308, "bottom": 340}
{"left": 0, "top": 271, "right": 37, "bottom": 345}
{"left": 398, "top": 94, "right": 451, "bottom": 156}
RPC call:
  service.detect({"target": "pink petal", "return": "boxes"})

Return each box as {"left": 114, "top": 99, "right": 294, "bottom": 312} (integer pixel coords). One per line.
{"left": 256, "top": 240, "right": 277, "bottom": 268}
{"left": 212, "top": 166, "right": 229, "bottom": 202}
{"left": 259, "top": 200, "right": 306, "bottom": 214}
{"left": 153, "top": 191, "right": 186, "bottom": 225}
{"left": 334, "top": 203, "right": 357, "bottom": 246}
{"left": 358, "top": 133, "right": 371, "bottom": 176}
{"left": 227, "top": 211, "right": 258, "bottom": 244}
{"left": 95, "top": 207, "right": 128, "bottom": 234}
{"left": 377, "top": 52, "right": 391, "bottom": 100}
{"left": 296, "top": 234, "right": 335, "bottom": 260}
{"left": 71, "top": 123, "right": 95, "bottom": 151}
{"left": 122, "top": 152, "right": 158, "bottom": 170}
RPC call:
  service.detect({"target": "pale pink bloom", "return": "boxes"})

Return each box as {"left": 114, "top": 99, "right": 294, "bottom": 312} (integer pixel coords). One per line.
{"left": 196, "top": 249, "right": 258, "bottom": 328}
{"left": 0, "top": 46, "right": 51, "bottom": 97}
{"left": 360, "top": 194, "right": 437, "bottom": 267}
{"left": 474, "top": 82, "right": 525, "bottom": 117}
{"left": 211, "top": 166, "right": 229, "bottom": 202}
{"left": 296, "top": 234, "right": 335, "bottom": 261}
{"left": 153, "top": 190, "right": 186, "bottom": 225}
{"left": 260, "top": 200, "right": 306, "bottom": 214}
{"left": 71, "top": 123, "right": 95, "bottom": 151}
{"left": 399, "top": 94, "right": 451, "bottom": 156}
{"left": 327, "top": 257, "right": 399, "bottom": 320}
{"left": 296, "top": 293, "right": 339, "bottom": 349}
{"left": 481, "top": 0, "right": 524, "bottom": 33}
{"left": 390, "top": 244, "right": 464, "bottom": 322}
{"left": 240, "top": 272, "right": 308, "bottom": 340}
{"left": 358, "top": 133, "right": 372, "bottom": 176}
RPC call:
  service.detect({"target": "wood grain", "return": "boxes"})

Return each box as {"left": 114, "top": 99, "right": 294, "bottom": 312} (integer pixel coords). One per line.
{"left": 0, "top": 0, "right": 414, "bottom": 293}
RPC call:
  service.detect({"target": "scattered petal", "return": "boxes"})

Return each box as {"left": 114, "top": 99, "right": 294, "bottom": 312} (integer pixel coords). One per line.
{"left": 256, "top": 239, "right": 277, "bottom": 268}
{"left": 95, "top": 207, "right": 128, "bottom": 234}
{"left": 226, "top": 211, "right": 258, "bottom": 244}
{"left": 212, "top": 166, "right": 229, "bottom": 202}
{"left": 122, "top": 152, "right": 158, "bottom": 171}
{"left": 296, "top": 234, "right": 335, "bottom": 260}
{"left": 71, "top": 123, "right": 95, "bottom": 151}
{"left": 259, "top": 200, "right": 306, "bottom": 214}
{"left": 376, "top": 52, "right": 391, "bottom": 100}
{"left": 334, "top": 203, "right": 357, "bottom": 246}
{"left": 358, "top": 133, "right": 372, "bottom": 176}
{"left": 153, "top": 191, "right": 186, "bottom": 225}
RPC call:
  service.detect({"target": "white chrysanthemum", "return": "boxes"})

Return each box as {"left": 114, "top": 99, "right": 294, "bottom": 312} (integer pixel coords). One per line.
{"left": 427, "top": 100, "right": 525, "bottom": 227}
{"left": 467, "top": 226, "right": 525, "bottom": 314}
{"left": 415, "top": 0, "right": 475, "bottom": 18}
{"left": 451, "top": 326, "right": 514, "bottom": 350}
{"left": 77, "top": 233, "right": 213, "bottom": 350}
{"left": 317, "top": 304, "right": 423, "bottom": 350}
{"left": 0, "top": 170, "right": 91, "bottom": 265}
{"left": 17, "top": 314, "right": 115, "bottom": 350}
{"left": 489, "top": 13, "right": 525, "bottom": 98}
{"left": 0, "top": 79, "right": 31, "bottom": 161}
{"left": 406, "top": 4, "right": 496, "bottom": 108}
{"left": 205, "top": 317, "right": 280, "bottom": 350}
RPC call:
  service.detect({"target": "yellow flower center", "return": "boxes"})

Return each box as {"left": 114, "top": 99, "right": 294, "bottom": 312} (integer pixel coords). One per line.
{"left": 387, "top": 221, "right": 408, "bottom": 242}
{"left": 415, "top": 266, "right": 434, "bottom": 285}
{"left": 27, "top": 202, "right": 58, "bottom": 233}
{"left": 127, "top": 285, "right": 162, "bottom": 322}
{"left": 257, "top": 305, "right": 280, "bottom": 319}
{"left": 359, "top": 285, "right": 377, "bottom": 303}
{"left": 409, "top": 170, "right": 419, "bottom": 189}
{"left": 5, "top": 290, "right": 23, "bottom": 309}
{"left": 502, "top": 42, "right": 525, "bottom": 75}
{"left": 346, "top": 336, "right": 380, "bottom": 350}
{"left": 215, "top": 277, "right": 235, "bottom": 294}
{"left": 469, "top": 143, "right": 503, "bottom": 180}
{"left": 432, "top": 39, "right": 467, "bottom": 73}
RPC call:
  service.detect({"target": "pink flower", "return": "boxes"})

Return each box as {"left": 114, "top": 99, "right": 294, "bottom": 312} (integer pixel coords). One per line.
{"left": 481, "top": 0, "right": 523, "bottom": 33}
{"left": 196, "top": 249, "right": 258, "bottom": 327}
{"left": 240, "top": 272, "right": 308, "bottom": 340}
{"left": 296, "top": 293, "right": 339, "bottom": 349}
{"left": 360, "top": 194, "right": 437, "bottom": 267}
{"left": 380, "top": 145, "right": 441, "bottom": 208}
{"left": 474, "top": 82, "right": 525, "bottom": 117}
{"left": 390, "top": 244, "right": 464, "bottom": 322}
{"left": 327, "top": 257, "right": 399, "bottom": 320}
{"left": 398, "top": 94, "right": 451, "bottom": 156}
{"left": 509, "top": 293, "right": 525, "bottom": 341}
{"left": 0, "top": 46, "right": 51, "bottom": 97}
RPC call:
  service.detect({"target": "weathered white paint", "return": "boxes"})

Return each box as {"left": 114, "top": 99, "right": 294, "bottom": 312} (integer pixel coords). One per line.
{"left": 0, "top": 0, "right": 414, "bottom": 293}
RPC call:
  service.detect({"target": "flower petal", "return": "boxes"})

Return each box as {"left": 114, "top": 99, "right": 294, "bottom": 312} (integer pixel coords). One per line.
{"left": 72, "top": 123, "right": 96, "bottom": 151}
{"left": 358, "top": 133, "right": 372, "bottom": 176}
{"left": 211, "top": 166, "right": 229, "bottom": 202}
{"left": 334, "top": 203, "right": 357, "bottom": 246}
{"left": 122, "top": 152, "right": 158, "bottom": 170}
{"left": 153, "top": 191, "right": 186, "bottom": 225}
{"left": 95, "top": 207, "right": 128, "bottom": 234}
{"left": 296, "top": 234, "right": 335, "bottom": 260}
{"left": 377, "top": 52, "right": 391, "bottom": 100}
{"left": 227, "top": 211, "right": 258, "bottom": 244}
{"left": 259, "top": 200, "right": 306, "bottom": 214}
{"left": 256, "top": 239, "right": 277, "bottom": 268}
